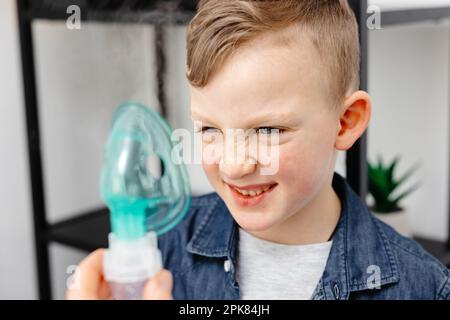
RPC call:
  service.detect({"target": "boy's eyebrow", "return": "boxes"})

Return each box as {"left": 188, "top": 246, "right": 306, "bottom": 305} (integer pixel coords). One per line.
{"left": 190, "top": 111, "right": 220, "bottom": 126}
{"left": 246, "top": 112, "right": 299, "bottom": 126}
{"left": 190, "top": 110, "right": 299, "bottom": 127}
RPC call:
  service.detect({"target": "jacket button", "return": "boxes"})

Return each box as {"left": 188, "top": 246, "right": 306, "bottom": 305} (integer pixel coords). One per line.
{"left": 333, "top": 283, "right": 341, "bottom": 300}
{"left": 224, "top": 259, "right": 232, "bottom": 273}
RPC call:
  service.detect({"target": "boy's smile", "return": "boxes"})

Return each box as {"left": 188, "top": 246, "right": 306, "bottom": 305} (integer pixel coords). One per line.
{"left": 226, "top": 181, "right": 278, "bottom": 207}
{"left": 189, "top": 30, "right": 368, "bottom": 245}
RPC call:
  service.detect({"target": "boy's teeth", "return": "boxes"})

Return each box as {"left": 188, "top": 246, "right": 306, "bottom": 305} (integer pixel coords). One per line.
{"left": 234, "top": 186, "right": 271, "bottom": 196}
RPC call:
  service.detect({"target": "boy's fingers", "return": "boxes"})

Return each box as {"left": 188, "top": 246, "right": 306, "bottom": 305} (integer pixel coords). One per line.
{"left": 66, "top": 249, "right": 105, "bottom": 299}
{"left": 142, "top": 269, "right": 174, "bottom": 300}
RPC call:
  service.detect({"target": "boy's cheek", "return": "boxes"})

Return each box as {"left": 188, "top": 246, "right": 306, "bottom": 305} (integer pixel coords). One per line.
{"left": 202, "top": 162, "right": 219, "bottom": 184}
{"left": 277, "top": 150, "right": 327, "bottom": 195}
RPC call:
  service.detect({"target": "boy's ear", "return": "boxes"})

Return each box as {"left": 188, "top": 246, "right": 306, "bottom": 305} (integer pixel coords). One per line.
{"left": 335, "top": 90, "right": 372, "bottom": 151}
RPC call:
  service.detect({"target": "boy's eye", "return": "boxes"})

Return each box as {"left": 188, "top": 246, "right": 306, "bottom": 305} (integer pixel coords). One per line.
{"left": 196, "top": 126, "right": 284, "bottom": 135}
{"left": 199, "top": 126, "right": 220, "bottom": 134}
{"left": 256, "top": 127, "right": 284, "bottom": 135}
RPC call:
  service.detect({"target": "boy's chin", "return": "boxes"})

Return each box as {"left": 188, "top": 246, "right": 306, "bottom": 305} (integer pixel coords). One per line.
{"left": 231, "top": 211, "right": 280, "bottom": 233}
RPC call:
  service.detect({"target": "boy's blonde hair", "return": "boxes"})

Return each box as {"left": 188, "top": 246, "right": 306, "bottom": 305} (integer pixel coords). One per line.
{"left": 186, "top": 0, "right": 360, "bottom": 106}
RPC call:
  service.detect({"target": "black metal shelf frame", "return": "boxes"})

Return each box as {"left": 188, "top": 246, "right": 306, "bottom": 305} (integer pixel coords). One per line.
{"left": 381, "top": 6, "right": 450, "bottom": 26}
{"left": 16, "top": 0, "right": 450, "bottom": 300}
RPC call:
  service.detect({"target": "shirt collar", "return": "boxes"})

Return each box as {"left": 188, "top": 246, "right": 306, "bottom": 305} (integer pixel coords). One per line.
{"left": 186, "top": 172, "right": 400, "bottom": 298}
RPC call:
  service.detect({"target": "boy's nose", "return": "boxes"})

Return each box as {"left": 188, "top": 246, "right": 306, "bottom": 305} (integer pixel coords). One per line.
{"left": 217, "top": 130, "right": 258, "bottom": 179}
{"left": 219, "top": 158, "right": 256, "bottom": 180}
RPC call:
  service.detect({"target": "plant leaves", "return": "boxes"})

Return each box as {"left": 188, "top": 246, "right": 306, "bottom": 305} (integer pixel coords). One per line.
{"left": 367, "top": 156, "right": 420, "bottom": 213}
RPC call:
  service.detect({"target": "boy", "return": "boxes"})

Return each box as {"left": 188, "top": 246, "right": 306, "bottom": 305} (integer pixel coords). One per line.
{"left": 68, "top": 0, "right": 450, "bottom": 300}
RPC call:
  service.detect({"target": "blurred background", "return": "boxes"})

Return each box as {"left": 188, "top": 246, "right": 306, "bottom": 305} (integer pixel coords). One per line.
{"left": 1, "top": 0, "right": 450, "bottom": 299}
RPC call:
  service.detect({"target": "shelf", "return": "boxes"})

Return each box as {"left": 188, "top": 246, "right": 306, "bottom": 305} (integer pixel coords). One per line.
{"left": 415, "top": 237, "right": 450, "bottom": 267}
{"left": 48, "top": 208, "right": 110, "bottom": 252}
{"left": 28, "top": 8, "right": 195, "bottom": 25}
{"left": 381, "top": 7, "right": 450, "bottom": 26}
{"left": 27, "top": 0, "right": 196, "bottom": 25}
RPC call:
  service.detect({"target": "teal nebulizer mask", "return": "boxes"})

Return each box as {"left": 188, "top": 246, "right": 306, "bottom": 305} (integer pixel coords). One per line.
{"left": 101, "top": 102, "right": 190, "bottom": 299}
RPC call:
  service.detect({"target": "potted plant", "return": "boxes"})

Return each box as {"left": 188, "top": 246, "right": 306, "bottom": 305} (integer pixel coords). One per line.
{"left": 368, "top": 156, "right": 420, "bottom": 237}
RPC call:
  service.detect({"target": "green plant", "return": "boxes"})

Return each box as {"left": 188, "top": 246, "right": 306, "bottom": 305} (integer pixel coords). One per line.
{"left": 368, "top": 156, "right": 420, "bottom": 214}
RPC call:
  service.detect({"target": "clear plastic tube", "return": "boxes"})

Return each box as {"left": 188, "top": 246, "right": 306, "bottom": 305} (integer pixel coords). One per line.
{"left": 103, "top": 232, "right": 162, "bottom": 300}
{"left": 109, "top": 281, "right": 148, "bottom": 300}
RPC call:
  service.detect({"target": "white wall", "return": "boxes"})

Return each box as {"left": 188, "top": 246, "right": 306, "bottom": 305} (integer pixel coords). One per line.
{"left": 368, "top": 21, "right": 450, "bottom": 241}
{"left": 0, "top": 0, "right": 449, "bottom": 299}
{"left": 0, "top": 0, "right": 36, "bottom": 300}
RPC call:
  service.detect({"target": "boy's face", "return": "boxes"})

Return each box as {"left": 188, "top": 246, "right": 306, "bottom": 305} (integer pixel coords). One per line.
{"left": 190, "top": 33, "right": 341, "bottom": 233}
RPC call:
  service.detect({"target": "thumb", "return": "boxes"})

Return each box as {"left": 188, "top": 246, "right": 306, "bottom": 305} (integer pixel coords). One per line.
{"left": 142, "top": 269, "right": 173, "bottom": 300}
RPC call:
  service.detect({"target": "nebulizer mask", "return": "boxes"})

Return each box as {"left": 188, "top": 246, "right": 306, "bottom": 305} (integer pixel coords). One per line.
{"left": 101, "top": 102, "right": 190, "bottom": 299}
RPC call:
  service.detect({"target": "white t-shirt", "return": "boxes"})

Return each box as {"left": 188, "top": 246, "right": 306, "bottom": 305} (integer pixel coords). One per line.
{"left": 236, "top": 228, "right": 332, "bottom": 300}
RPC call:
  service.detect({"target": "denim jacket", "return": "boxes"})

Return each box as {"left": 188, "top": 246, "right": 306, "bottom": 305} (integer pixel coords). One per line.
{"left": 158, "top": 173, "right": 450, "bottom": 300}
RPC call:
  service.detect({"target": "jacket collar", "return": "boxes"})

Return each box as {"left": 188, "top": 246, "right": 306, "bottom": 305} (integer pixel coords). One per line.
{"left": 185, "top": 194, "right": 237, "bottom": 261}
{"left": 317, "top": 173, "right": 400, "bottom": 300}
{"left": 186, "top": 172, "right": 400, "bottom": 299}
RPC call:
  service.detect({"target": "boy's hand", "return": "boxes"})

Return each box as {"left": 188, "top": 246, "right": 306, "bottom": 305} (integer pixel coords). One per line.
{"left": 66, "top": 249, "right": 173, "bottom": 300}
